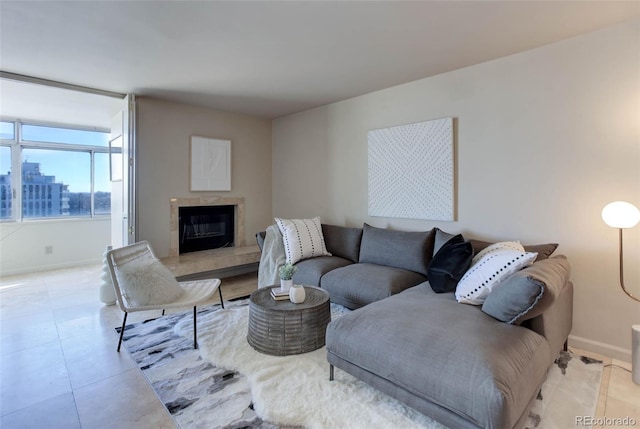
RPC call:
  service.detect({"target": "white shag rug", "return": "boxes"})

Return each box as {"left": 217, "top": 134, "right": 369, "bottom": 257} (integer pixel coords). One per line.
{"left": 175, "top": 306, "right": 446, "bottom": 429}
{"left": 173, "top": 306, "right": 604, "bottom": 429}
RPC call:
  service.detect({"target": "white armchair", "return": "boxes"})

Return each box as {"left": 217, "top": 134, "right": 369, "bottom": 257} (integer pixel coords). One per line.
{"left": 105, "top": 241, "right": 223, "bottom": 352}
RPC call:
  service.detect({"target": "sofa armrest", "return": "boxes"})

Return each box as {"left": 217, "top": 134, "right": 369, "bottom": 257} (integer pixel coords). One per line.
{"left": 524, "top": 280, "right": 573, "bottom": 364}
{"left": 256, "top": 231, "right": 266, "bottom": 252}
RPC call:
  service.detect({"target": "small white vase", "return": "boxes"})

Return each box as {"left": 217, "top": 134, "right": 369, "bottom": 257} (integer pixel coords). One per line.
{"left": 280, "top": 278, "right": 293, "bottom": 292}
{"left": 289, "top": 284, "right": 306, "bottom": 304}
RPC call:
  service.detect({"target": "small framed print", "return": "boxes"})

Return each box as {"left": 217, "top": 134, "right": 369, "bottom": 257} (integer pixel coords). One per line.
{"left": 190, "top": 136, "right": 231, "bottom": 191}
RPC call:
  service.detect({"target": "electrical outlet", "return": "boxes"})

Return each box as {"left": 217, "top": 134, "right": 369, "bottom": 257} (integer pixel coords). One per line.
{"left": 45, "top": 245, "right": 53, "bottom": 254}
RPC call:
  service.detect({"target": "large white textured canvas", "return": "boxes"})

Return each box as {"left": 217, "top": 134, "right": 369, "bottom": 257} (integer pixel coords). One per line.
{"left": 368, "top": 118, "right": 454, "bottom": 221}
{"left": 190, "top": 136, "right": 231, "bottom": 191}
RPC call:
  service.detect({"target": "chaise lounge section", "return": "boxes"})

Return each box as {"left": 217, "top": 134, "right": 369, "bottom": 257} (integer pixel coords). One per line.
{"left": 326, "top": 265, "right": 573, "bottom": 429}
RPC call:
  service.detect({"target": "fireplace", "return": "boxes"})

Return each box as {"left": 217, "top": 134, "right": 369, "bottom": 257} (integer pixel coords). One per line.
{"left": 169, "top": 197, "right": 246, "bottom": 257}
{"left": 179, "top": 205, "right": 235, "bottom": 254}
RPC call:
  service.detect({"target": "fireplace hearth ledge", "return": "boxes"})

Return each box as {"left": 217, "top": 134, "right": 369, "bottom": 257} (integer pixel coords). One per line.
{"left": 161, "top": 245, "right": 261, "bottom": 277}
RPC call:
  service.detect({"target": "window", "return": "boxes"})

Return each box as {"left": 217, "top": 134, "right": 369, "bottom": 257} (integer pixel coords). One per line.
{"left": 22, "top": 124, "right": 109, "bottom": 147}
{"left": 22, "top": 148, "right": 91, "bottom": 218}
{"left": 1, "top": 121, "right": 15, "bottom": 140}
{"left": 0, "top": 120, "right": 111, "bottom": 221}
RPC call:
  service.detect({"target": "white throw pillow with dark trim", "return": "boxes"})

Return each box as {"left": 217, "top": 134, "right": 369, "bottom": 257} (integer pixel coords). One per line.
{"left": 275, "top": 217, "right": 331, "bottom": 264}
{"left": 471, "top": 241, "right": 524, "bottom": 265}
{"left": 455, "top": 247, "right": 537, "bottom": 305}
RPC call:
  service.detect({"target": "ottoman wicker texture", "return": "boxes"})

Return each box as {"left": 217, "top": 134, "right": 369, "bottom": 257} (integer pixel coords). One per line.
{"left": 247, "top": 286, "right": 331, "bottom": 356}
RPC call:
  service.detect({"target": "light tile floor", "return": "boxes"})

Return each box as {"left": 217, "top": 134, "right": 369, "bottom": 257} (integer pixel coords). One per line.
{"left": 594, "top": 356, "right": 640, "bottom": 429}
{"left": 0, "top": 264, "right": 255, "bottom": 429}
{"left": 0, "top": 265, "right": 638, "bottom": 428}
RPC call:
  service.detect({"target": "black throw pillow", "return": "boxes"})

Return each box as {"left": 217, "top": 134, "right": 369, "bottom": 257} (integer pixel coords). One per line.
{"left": 427, "top": 234, "right": 474, "bottom": 293}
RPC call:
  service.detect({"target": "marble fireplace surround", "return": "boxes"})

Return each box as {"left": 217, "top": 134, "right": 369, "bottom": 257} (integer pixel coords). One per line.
{"left": 169, "top": 196, "right": 246, "bottom": 257}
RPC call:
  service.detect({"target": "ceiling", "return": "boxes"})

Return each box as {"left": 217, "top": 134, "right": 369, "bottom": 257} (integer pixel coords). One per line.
{"left": 0, "top": 1, "right": 638, "bottom": 125}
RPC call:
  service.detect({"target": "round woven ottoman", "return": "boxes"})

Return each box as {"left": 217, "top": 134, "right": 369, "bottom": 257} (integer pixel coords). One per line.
{"left": 247, "top": 285, "right": 331, "bottom": 356}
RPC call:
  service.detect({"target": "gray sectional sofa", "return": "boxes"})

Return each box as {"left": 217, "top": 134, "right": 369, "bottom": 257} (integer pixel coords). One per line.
{"left": 256, "top": 223, "right": 573, "bottom": 429}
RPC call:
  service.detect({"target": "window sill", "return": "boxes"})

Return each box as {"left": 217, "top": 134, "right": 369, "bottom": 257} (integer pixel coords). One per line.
{"left": 0, "top": 216, "right": 111, "bottom": 224}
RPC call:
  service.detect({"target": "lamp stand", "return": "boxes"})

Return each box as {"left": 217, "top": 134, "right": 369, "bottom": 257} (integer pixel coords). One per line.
{"left": 618, "top": 228, "right": 640, "bottom": 303}
{"left": 617, "top": 228, "right": 640, "bottom": 385}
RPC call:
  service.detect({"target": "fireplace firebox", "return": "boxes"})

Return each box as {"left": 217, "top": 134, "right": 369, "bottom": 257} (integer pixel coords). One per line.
{"left": 179, "top": 205, "right": 235, "bottom": 254}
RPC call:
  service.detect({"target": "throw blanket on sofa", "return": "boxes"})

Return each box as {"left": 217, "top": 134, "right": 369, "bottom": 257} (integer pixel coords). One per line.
{"left": 258, "top": 224, "right": 286, "bottom": 288}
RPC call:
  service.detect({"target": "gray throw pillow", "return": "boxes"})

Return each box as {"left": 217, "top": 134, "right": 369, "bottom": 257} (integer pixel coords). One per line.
{"left": 481, "top": 273, "right": 545, "bottom": 324}
{"left": 358, "top": 223, "right": 433, "bottom": 276}
{"left": 433, "top": 228, "right": 457, "bottom": 256}
{"left": 481, "top": 255, "right": 570, "bottom": 324}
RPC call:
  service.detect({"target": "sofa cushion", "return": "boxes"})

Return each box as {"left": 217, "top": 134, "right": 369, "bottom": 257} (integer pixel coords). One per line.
{"left": 483, "top": 255, "right": 571, "bottom": 324}
{"left": 524, "top": 243, "right": 559, "bottom": 261}
{"left": 427, "top": 234, "right": 473, "bottom": 293}
{"left": 275, "top": 216, "right": 331, "bottom": 264}
{"left": 456, "top": 246, "right": 538, "bottom": 305}
{"left": 358, "top": 224, "right": 434, "bottom": 276}
{"left": 292, "top": 256, "right": 353, "bottom": 287}
{"left": 470, "top": 239, "right": 558, "bottom": 262}
{"left": 321, "top": 224, "right": 363, "bottom": 262}
{"left": 326, "top": 283, "right": 551, "bottom": 429}
{"left": 321, "top": 263, "right": 426, "bottom": 309}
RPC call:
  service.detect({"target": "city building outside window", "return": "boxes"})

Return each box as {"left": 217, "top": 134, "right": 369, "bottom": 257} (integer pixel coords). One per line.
{"left": 0, "top": 120, "right": 112, "bottom": 221}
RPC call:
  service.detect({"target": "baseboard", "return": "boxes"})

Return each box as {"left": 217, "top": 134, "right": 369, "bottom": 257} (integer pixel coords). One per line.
{"left": 569, "top": 334, "right": 632, "bottom": 363}
{"left": 1, "top": 258, "right": 102, "bottom": 277}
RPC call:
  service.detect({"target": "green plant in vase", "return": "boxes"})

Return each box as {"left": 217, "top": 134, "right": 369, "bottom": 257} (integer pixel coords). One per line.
{"left": 279, "top": 262, "right": 297, "bottom": 292}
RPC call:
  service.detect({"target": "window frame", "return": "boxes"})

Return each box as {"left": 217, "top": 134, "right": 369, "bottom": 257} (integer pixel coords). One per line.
{"left": 0, "top": 118, "right": 115, "bottom": 222}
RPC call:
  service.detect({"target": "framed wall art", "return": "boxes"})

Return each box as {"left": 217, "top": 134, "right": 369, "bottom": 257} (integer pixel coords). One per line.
{"left": 190, "top": 136, "right": 231, "bottom": 191}
{"left": 368, "top": 117, "right": 455, "bottom": 221}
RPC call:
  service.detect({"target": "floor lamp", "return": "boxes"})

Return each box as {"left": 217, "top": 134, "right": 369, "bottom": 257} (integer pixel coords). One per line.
{"left": 601, "top": 201, "right": 640, "bottom": 385}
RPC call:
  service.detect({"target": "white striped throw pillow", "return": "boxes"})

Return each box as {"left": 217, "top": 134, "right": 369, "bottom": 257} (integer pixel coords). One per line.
{"left": 275, "top": 217, "right": 331, "bottom": 264}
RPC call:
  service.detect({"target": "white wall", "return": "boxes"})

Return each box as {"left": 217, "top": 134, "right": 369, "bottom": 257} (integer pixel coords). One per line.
{"left": 0, "top": 218, "right": 110, "bottom": 275}
{"left": 273, "top": 20, "right": 640, "bottom": 360}
{"left": 136, "top": 97, "right": 273, "bottom": 258}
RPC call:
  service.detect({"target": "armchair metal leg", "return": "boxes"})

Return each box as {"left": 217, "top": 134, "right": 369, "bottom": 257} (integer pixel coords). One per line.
{"left": 218, "top": 286, "right": 225, "bottom": 309}
{"left": 193, "top": 306, "right": 198, "bottom": 349}
{"left": 117, "top": 312, "right": 128, "bottom": 352}
{"left": 330, "top": 364, "right": 334, "bottom": 381}
{"left": 162, "top": 309, "right": 165, "bottom": 316}
{"left": 563, "top": 340, "right": 568, "bottom": 352}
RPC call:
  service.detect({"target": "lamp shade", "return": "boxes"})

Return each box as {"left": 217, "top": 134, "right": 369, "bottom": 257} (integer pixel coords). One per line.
{"left": 602, "top": 201, "right": 640, "bottom": 228}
